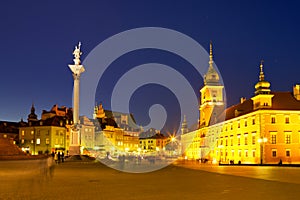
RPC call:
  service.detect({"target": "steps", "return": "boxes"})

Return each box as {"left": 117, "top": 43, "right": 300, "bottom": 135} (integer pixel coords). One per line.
{"left": 0, "top": 138, "right": 26, "bottom": 156}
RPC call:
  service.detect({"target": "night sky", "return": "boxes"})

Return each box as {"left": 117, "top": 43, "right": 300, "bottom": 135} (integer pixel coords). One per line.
{"left": 1, "top": 1, "right": 300, "bottom": 132}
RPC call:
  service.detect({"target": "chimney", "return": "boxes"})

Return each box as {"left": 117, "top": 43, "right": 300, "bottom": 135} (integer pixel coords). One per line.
{"left": 293, "top": 85, "right": 300, "bottom": 100}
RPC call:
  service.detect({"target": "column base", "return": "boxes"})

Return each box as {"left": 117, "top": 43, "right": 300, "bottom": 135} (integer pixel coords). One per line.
{"left": 69, "top": 145, "right": 80, "bottom": 155}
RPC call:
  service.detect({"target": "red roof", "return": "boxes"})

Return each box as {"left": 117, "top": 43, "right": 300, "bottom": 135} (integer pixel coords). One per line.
{"left": 215, "top": 92, "right": 300, "bottom": 123}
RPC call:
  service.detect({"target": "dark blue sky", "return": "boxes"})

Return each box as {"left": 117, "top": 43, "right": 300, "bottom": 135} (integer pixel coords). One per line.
{"left": 1, "top": 0, "right": 300, "bottom": 127}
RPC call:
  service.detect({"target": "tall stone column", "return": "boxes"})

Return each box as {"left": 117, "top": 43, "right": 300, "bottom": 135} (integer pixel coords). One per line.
{"left": 68, "top": 42, "right": 85, "bottom": 155}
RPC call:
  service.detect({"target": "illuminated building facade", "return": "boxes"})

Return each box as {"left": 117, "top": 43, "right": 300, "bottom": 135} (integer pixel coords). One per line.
{"left": 79, "top": 116, "right": 95, "bottom": 152}
{"left": 139, "top": 131, "right": 168, "bottom": 153}
{"left": 182, "top": 43, "right": 300, "bottom": 164}
{"left": 19, "top": 104, "right": 72, "bottom": 155}
{"left": 93, "top": 103, "right": 140, "bottom": 154}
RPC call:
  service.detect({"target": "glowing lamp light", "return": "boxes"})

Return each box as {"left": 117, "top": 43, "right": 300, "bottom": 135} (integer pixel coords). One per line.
{"left": 258, "top": 138, "right": 268, "bottom": 143}
{"left": 170, "top": 136, "right": 176, "bottom": 142}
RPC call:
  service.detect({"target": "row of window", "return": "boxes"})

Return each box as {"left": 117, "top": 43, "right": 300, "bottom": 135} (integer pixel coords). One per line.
{"left": 218, "top": 149, "right": 292, "bottom": 158}
{"left": 271, "top": 116, "right": 291, "bottom": 124}
{"left": 21, "top": 130, "right": 65, "bottom": 136}
{"left": 272, "top": 149, "right": 291, "bottom": 157}
{"left": 217, "top": 149, "right": 256, "bottom": 158}
{"left": 21, "top": 138, "right": 64, "bottom": 145}
{"left": 218, "top": 133, "right": 257, "bottom": 146}
{"left": 270, "top": 132, "right": 294, "bottom": 144}
{"left": 206, "top": 114, "right": 299, "bottom": 137}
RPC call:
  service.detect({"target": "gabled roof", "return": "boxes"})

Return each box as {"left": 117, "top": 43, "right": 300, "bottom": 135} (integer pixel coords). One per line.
{"left": 20, "top": 116, "right": 70, "bottom": 127}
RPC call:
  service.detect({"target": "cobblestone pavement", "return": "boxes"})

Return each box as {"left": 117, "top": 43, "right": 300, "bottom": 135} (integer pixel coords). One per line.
{"left": 1, "top": 160, "right": 300, "bottom": 200}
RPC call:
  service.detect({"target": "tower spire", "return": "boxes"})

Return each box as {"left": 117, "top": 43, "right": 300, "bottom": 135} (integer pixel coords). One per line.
{"left": 259, "top": 60, "right": 265, "bottom": 81}
{"left": 209, "top": 41, "right": 214, "bottom": 67}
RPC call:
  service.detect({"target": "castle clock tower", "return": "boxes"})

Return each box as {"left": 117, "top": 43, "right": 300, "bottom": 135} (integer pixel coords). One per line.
{"left": 199, "top": 42, "right": 224, "bottom": 128}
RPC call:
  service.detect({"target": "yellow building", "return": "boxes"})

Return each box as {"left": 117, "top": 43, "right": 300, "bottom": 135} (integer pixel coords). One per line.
{"left": 94, "top": 103, "right": 140, "bottom": 155}
{"left": 19, "top": 104, "right": 72, "bottom": 155}
{"left": 182, "top": 43, "right": 300, "bottom": 164}
{"left": 139, "top": 132, "right": 168, "bottom": 153}
{"left": 79, "top": 116, "right": 95, "bottom": 151}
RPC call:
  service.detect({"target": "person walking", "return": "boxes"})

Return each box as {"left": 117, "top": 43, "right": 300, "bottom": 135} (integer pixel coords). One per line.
{"left": 61, "top": 151, "right": 65, "bottom": 163}
{"left": 54, "top": 152, "right": 58, "bottom": 164}
{"left": 57, "top": 152, "right": 61, "bottom": 163}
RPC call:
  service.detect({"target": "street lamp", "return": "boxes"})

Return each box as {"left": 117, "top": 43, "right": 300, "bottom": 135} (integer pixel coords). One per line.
{"left": 258, "top": 137, "right": 268, "bottom": 165}
{"left": 218, "top": 145, "right": 224, "bottom": 164}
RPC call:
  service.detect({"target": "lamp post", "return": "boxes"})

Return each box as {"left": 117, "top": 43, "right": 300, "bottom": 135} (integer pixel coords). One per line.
{"left": 218, "top": 145, "right": 224, "bottom": 164}
{"left": 258, "top": 137, "right": 268, "bottom": 165}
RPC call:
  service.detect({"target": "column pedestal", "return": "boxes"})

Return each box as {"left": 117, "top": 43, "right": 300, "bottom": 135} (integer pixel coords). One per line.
{"left": 69, "top": 129, "right": 80, "bottom": 155}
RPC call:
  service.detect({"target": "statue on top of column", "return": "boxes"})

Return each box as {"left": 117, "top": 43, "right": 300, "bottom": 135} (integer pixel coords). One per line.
{"left": 73, "top": 42, "right": 82, "bottom": 65}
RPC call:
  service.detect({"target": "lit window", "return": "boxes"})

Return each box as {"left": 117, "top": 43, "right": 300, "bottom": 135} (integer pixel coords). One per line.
{"left": 46, "top": 138, "right": 49, "bottom": 144}
{"left": 31, "top": 139, "right": 34, "bottom": 144}
{"left": 252, "top": 132, "right": 256, "bottom": 145}
{"left": 252, "top": 150, "right": 256, "bottom": 157}
{"left": 285, "top": 116, "right": 290, "bottom": 124}
{"left": 21, "top": 139, "right": 24, "bottom": 144}
{"left": 21, "top": 130, "right": 25, "bottom": 136}
{"left": 244, "top": 133, "right": 248, "bottom": 145}
{"left": 270, "top": 132, "right": 277, "bottom": 144}
{"left": 271, "top": 116, "right": 276, "bottom": 124}
{"left": 36, "top": 138, "right": 40, "bottom": 145}
{"left": 285, "top": 132, "right": 291, "bottom": 144}
{"left": 286, "top": 149, "right": 291, "bottom": 157}
{"left": 31, "top": 131, "right": 34, "bottom": 135}
{"left": 272, "top": 149, "right": 277, "bottom": 157}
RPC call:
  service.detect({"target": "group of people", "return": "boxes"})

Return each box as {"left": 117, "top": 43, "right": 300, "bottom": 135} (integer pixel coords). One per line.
{"left": 52, "top": 151, "right": 65, "bottom": 164}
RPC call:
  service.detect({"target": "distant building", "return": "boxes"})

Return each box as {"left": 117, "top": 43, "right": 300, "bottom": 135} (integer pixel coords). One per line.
{"left": 139, "top": 131, "right": 168, "bottom": 153}
{"left": 182, "top": 43, "right": 300, "bottom": 164}
{"left": 93, "top": 103, "right": 140, "bottom": 155}
{"left": 19, "top": 104, "right": 73, "bottom": 155}
{"left": 0, "top": 121, "right": 21, "bottom": 144}
{"left": 79, "top": 116, "right": 95, "bottom": 152}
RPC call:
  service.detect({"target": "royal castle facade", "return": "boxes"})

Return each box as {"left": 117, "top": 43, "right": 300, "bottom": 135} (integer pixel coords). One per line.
{"left": 181, "top": 43, "right": 300, "bottom": 164}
